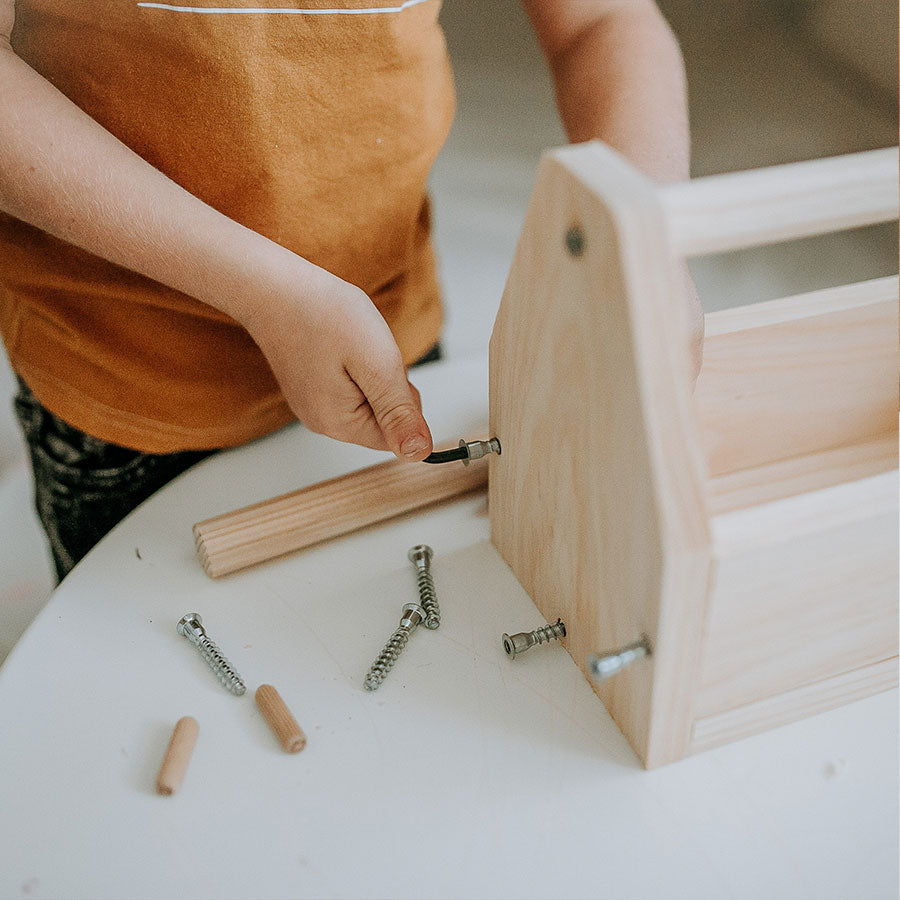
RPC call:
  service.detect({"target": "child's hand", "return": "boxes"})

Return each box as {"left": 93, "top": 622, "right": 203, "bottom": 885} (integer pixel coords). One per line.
{"left": 0, "top": 43, "right": 432, "bottom": 461}
{"left": 242, "top": 268, "right": 434, "bottom": 461}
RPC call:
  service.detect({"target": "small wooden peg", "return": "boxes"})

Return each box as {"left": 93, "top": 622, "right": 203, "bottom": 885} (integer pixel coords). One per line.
{"left": 156, "top": 716, "right": 199, "bottom": 795}
{"left": 255, "top": 684, "right": 307, "bottom": 753}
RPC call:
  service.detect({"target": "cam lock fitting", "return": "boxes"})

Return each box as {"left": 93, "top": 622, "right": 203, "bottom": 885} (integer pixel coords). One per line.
{"left": 458, "top": 438, "right": 501, "bottom": 466}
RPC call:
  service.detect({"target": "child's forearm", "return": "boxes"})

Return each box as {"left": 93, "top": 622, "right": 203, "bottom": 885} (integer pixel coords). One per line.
{"left": 524, "top": 0, "right": 689, "bottom": 183}
{"left": 0, "top": 30, "right": 433, "bottom": 458}
{"left": 0, "top": 42, "right": 314, "bottom": 325}
{"left": 525, "top": 0, "right": 702, "bottom": 375}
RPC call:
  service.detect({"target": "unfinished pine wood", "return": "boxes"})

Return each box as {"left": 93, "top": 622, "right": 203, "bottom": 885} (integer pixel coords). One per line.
{"left": 695, "top": 282, "right": 898, "bottom": 477}
{"left": 156, "top": 716, "right": 199, "bottom": 796}
{"left": 690, "top": 656, "right": 898, "bottom": 754}
{"left": 256, "top": 685, "right": 306, "bottom": 754}
{"left": 489, "top": 141, "right": 898, "bottom": 768}
{"left": 489, "top": 144, "right": 712, "bottom": 768}
{"left": 697, "top": 470, "right": 898, "bottom": 720}
{"left": 708, "top": 433, "right": 897, "bottom": 516}
{"left": 195, "top": 452, "right": 488, "bottom": 578}
{"left": 660, "top": 147, "right": 899, "bottom": 256}
{"left": 703, "top": 275, "right": 897, "bottom": 336}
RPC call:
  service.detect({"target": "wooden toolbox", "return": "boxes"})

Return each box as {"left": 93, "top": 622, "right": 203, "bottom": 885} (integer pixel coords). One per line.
{"left": 196, "top": 143, "right": 898, "bottom": 768}
{"left": 489, "top": 143, "right": 898, "bottom": 767}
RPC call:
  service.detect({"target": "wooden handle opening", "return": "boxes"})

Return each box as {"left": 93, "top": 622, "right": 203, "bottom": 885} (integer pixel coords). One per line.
{"left": 659, "top": 147, "right": 898, "bottom": 257}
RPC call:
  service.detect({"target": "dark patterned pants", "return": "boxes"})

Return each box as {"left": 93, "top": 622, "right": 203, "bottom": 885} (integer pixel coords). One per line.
{"left": 13, "top": 378, "right": 215, "bottom": 582}
{"left": 13, "top": 343, "right": 441, "bottom": 582}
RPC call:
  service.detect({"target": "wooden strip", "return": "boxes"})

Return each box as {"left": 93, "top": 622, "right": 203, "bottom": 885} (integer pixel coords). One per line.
{"left": 690, "top": 656, "right": 898, "bottom": 754}
{"left": 703, "top": 276, "right": 898, "bottom": 337}
{"left": 194, "top": 454, "right": 488, "bottom": 578}
{"left": 707, "top": 434, "right": 898, "bottom": 516}
{"left": 660, "top": 147, "right": 898, "bottom": 256}
{"left": 256, "top": 685, "right": 306, "bottom": 754}
{"left": 697, "top": 471, "right": 898, "bottom": 720}
{"left": 156, "top": 716, "right": 199, "bottom": 796}
{"left": 695, "top": 296, "right": 898, "bottom": 477}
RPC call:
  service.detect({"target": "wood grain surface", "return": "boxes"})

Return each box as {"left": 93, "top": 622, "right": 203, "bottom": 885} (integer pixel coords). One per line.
{"left": 489, "top": 141, "right": 898, "bottom": 767}
{"left": 194, "top": 452, "right": 489, "bottom": 577}
{"left": 489, "top": 143, "right": 712, "bottom": 768}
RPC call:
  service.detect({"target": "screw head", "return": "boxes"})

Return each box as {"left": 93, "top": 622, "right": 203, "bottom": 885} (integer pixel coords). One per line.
{"left": 408, "top": 545, "right": 433, "bottom": 566}
{"left": 400, "top": 603, "right": 426, "bottom": 629}
{"left": 177, "top": 612, "right": 203, "bottom": 638}
{"left": 501, "top": 632, "right": 533, "bottom": 659}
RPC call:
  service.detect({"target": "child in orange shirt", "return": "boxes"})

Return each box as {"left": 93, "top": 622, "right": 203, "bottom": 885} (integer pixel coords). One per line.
{"left": 0, "top": 0, "right": 700, "bottom": 578}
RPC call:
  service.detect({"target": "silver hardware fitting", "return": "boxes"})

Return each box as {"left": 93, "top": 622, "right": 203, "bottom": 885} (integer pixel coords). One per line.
{"left": 502, "top": 619, "right": 566, "bottom": 659}
{"left": 459, "top": 438, "right": 501, "bottom": 466}
{"left": 364, "top": 602, "right": 425, "bottom": 691}
{"left": 408, "top": 544, "right": 439, "bottom": 629}
{"left": 177, "top": 613, "right": 246, "bottom": 696}
{"left": 587, "top": 637, "right": 651, "bottom": 684}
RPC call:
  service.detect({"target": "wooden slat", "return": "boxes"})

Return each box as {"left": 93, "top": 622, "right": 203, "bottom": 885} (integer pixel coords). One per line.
{"left": 660, "top": 147, "right": 899, "bottom": 256}
{"left": 695, "top": 291, "right": 898, "bottom": 477}
{"left": 194, "top": 454, "right": 488, "bottom": 578}
{"left": 690, "top": 656, "right": 898, "bottom": 754}
{"left": 707, "top": 433, "right": 897, "bottom": 516}
{"left": 696, "top": 471, "right": 899, "bottom": 720}
{"left": 703, "top": 275, "right": 897, "bottom": 336}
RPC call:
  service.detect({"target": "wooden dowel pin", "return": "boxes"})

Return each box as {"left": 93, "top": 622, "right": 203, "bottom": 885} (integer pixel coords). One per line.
{"left": 156, "top": 716, "right": 199, "bottom": 796}
{"left": 256, "top": 684, "right": 307, "bottom": 753}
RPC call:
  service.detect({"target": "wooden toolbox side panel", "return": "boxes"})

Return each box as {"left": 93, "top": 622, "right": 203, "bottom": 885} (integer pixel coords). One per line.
{"left": 694, "top": 471, "right": 899, "bottom": 733}
{"left": 489, "top": 144, "right": 711, "bottom": 768}
{"left": 696, "top": 294, "right": 899, "bottom": 478}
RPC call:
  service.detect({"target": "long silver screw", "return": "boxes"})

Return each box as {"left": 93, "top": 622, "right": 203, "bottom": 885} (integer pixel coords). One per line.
{"left": 502, "top": 619, "right": 566, "bottom": 659}
{"left": 177, "top": 613, "right": 246, "bottom": 696}
{"left": 364, "top": 603, "right": 425, "bottom": 691}
{"left": 587, "top": 637, "right": 651, "bottom": 684}
{"left": 408, "top": 544, "right": 440, "bottom": 629}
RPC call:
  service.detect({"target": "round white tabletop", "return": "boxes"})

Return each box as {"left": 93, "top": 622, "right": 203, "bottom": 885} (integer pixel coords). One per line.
{"left": 0, "top": 357, "right": 896, "bottom": 900}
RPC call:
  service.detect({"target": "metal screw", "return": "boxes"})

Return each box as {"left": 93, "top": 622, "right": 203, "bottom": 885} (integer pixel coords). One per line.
{"left": 408, "top": 544, "right": 440, "bottom": 629}
{"left": 177, "top": 613, "right": 246, "bottom": 696}
{"left": 364, "top": 602, "right": 425, "bottom": 691}
{"left": 587, "top": 637, "right": 651, "bottom": 684}
{"left": 565, "top": 225, "right": 585, "bottom": 257}
{"left": 459, "top": 437, "right": 502, "bottom": 466}
{"left": 502, "top": 618, "right": 566, "bottom": 659}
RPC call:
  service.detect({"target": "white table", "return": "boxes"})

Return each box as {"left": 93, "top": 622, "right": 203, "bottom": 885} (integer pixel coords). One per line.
{"left": 0, "top": 357, "right": 896, "bottom": 900}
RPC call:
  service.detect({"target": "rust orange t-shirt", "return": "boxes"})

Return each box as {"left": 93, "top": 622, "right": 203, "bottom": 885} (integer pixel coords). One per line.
{"left": 0, "top": 0, "right": 455, "bottom": 452}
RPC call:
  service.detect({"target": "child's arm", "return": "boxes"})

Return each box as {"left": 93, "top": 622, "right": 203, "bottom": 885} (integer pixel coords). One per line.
{"left": 523, "top": 0, "right": 703, "bottom": 372}
{"left": 0, "top": 3, "right": 433, "bottom": 461}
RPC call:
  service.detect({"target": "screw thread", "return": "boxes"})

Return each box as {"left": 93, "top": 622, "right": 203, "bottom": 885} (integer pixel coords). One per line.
{"left": 532, "top": 620, "right": 566, "bottom": 646}
{"left": 415, "top": 569, "right": 440, "bottom": 629}
{"left": 364, "top": 628, "right": 411, "bottom": 691}
{"left": 197, "top": 637, "right": 246, "bottom": 695}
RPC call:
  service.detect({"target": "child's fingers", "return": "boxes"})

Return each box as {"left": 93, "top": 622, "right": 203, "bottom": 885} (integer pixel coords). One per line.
{"left": 407, "top": 379, "right": 423, "bottom": 413}
{"left": 353, "top": 363, "right": 433, "bottom": 461}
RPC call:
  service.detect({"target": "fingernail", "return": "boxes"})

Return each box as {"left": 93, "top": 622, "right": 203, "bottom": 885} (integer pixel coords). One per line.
{"left": 400, "top": 435, "right": 429, "bottom": 459}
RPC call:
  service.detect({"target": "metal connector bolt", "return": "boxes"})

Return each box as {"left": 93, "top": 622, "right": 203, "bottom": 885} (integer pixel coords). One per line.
{"left": 501, "top": 619, "right": 566, "bottom": 659}
{"left": 587, "top": 637, "right": 651, "bottom": 684}
{"left": 364, "top": 602, "right": 426, "bottom": 691}
{"left": 459, "top": 437, "right": 502, "bottom": 466}
{"left": 408, "top": 544, "right": 440, "bottom": 629}
{"left": 177, "top": 613, "right": 246, "bottom": 696}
